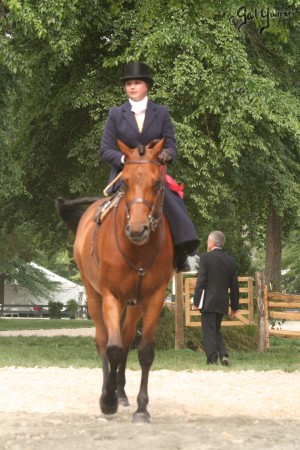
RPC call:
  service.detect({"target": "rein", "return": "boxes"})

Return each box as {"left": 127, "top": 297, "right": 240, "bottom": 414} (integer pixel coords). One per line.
{"left": 113, "top": 205, "right": 165, "bottom": 305}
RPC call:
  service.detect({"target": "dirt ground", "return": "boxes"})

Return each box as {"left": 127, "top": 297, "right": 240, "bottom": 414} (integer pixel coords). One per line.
{"left": 0, "top": 328, "right": 299, "bottom": 450}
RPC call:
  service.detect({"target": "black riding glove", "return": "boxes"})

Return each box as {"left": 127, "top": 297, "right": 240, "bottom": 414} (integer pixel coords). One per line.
{"left": 158, "top": 148, "right": 172, "bottom": 165}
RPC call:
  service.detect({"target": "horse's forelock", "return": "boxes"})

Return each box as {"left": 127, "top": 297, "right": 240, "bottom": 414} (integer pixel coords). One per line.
{"left": 138, "top": 144, "right": 146, "bottom": 156}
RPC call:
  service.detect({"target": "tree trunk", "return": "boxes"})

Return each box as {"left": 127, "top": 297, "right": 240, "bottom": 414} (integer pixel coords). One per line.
{"left": 264, "top": 203, "right": 282, "bottom": 292}
{"left": 255, "top": 271, "right": 267, "bottom": 352}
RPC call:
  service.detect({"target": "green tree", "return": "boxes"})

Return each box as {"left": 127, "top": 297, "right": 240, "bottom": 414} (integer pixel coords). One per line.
{"left": 0, "top": 0, "right": 113, "bottom": 295}
{"left": 1, "top": 0, "right": 300, "bottom": 293}
{"left": 101, "top": 0, "right": 300, "bottom": 289}
{"left": 281, "top": 229, "right": 300, "bottom": 294}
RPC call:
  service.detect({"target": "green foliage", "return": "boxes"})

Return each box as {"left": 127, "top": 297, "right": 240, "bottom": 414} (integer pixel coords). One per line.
{"left": 154, "top": 307, "right": 258, "bottom": 351}
{"left": 281, "top": 229, "right": 300, "bottom": 294}
{"left": 250, "top": 223, "right": 300, "bottom": 292}
{"left": 102, "top": 0, "right": 300, "bottom": 223}
{"left": 48, "top": 300, "right": 63, "bottom": 318}
{"left": 0, "top": 255, "right": 58, "bottom": 300}
{"left": 0, "top": 0, "right": 300, "bottom": 289}
{"left": 33, "top": 249, "right": 81, "bottom": 283}
{"left": 65, "top": 299, "right": 79, "bottom": 318}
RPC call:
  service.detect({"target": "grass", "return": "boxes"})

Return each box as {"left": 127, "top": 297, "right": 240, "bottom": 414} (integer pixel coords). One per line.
{"left": 0, "top": 318, "right": 94, "bottom": 331}
{"left": 0, "top": 334, "right": 299, "bottom": 372}
{"left": 0, "top": 336, "right": 99, "bottom": 368}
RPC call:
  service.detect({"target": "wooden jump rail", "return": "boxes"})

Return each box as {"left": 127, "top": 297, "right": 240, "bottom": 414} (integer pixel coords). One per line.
{"left": 184, "top": 276, "right": 254, "bottom": 327}
{"left": 264, "top": 287, "right": 300, "bottom": 348}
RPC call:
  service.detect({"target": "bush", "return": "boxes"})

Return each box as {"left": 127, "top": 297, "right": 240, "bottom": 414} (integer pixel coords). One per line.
{"left": 154, "top": 307, "right": 258, "bottom": 351}
{"left": 155, "top": 306, "right": 201, "bottom": 350}
{"left": 122, "top": 305, "right": 258, "bottom": 352}
{"left": 65, "top": 299, "right": 79, "bottom": 319}
{"left": 48, "top": 301, "right": 63, "bottom": 319}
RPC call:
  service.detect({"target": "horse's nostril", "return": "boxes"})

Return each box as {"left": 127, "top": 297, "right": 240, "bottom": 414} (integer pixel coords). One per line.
{"left": 126, "top": 224, "right": 150, "bottom": 242}
{"left": 143, "top": 225, "right": 150, "bottom": 235}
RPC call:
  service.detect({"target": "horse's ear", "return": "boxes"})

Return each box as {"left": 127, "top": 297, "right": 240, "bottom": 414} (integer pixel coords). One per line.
{"left": 117, "top": 139, "right": 133, "bottom": 157}
{"left": 151, "top": 138, "right": 165, "bottom": 157}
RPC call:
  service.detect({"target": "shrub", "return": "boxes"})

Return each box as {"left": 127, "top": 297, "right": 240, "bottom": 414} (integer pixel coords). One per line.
{"left": 48, "top": 300, "right": 63, "bottom": 319}
{"left": 65, "top": 299, "right": 79, "bottom": 319}
{"left": 154, "top": 306, "right": 258, "bottom": 351}
{"left": 125, "top": 305, "right": 258, "bottom": 351}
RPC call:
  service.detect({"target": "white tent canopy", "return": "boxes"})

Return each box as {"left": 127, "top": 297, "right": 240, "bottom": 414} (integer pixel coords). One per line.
{"left": 4, "top": 263, "right": 85, "bottom": 306}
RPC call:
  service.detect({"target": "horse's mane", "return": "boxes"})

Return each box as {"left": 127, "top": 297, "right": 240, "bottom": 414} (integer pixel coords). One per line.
{"left": 55, "top": 197, "right": 100, "bottom": 232}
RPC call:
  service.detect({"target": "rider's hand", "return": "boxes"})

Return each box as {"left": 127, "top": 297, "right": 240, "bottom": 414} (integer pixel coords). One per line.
{"left": 158, "top": 148, "right": 172, "bottom": 164}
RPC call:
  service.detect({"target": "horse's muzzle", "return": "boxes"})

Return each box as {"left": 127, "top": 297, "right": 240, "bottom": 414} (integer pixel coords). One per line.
{"left": 125, "top": 224, "right": 150, "bottom": 245}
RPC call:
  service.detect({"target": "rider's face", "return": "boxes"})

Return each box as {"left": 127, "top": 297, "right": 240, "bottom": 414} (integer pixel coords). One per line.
{"left": 125, "top": 80, "right": 149, "bottom": 101}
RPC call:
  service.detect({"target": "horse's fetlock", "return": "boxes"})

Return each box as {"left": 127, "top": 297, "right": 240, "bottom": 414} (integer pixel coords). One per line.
{"left": 137, "top": 391, "right": 149, "bottom": 407}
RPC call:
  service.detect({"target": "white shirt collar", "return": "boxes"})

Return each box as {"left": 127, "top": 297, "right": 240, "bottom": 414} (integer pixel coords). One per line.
{"left": 129, "top": 96, "right": 148, "bottom": 115}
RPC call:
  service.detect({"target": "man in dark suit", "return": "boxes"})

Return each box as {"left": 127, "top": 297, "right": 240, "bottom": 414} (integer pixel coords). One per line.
{"left": 100, "top": 62, "right": 199, "bottom": 271}
{"left": 193, "top": 231, "right": 239, "bottom": 366}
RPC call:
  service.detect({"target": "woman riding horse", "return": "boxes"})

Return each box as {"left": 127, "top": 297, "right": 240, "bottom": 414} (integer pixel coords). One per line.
{"left": 56, "top": 63, "right": 199, "bottom": 423}
{"left": 100, "top": 62, "right": 199, "bottom": 271}
{"left": 57, "top": 139, "right": 175, "bottom": 423}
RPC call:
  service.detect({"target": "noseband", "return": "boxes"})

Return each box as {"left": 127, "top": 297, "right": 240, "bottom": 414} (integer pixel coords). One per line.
{"left": 124, "top": 160, "right": 164, "bottom": 232}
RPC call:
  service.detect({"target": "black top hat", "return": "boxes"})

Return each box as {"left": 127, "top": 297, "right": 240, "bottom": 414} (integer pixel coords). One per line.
{"left": 120, "top": 62, "right": 153, "bottom": 88}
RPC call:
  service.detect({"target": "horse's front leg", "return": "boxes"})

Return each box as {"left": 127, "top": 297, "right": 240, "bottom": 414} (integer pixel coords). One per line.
{"left": 134, "top": 341, "right": 154, "bottom": 423}
{"left": 82, "top": 283, "right": 112, "bottom": 412}
{"left": 100, "top": 293, "right": 123, "bottom": 415}
{"left": 117, "top": 305, "right": 143, "bottom": 406}
{"left": 133, "top": 294, "right": 165, "bottom": 424}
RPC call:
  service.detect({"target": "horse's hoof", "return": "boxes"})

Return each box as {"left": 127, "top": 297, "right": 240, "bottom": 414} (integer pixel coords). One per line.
{"left": 132, "top": 411, "right": 151, "bottom": 424}
{"left": 100, "top": 395, "right": 118, "bottom": 415}
{"left": 118, "top": 396, "right": 130, "bottom": 407}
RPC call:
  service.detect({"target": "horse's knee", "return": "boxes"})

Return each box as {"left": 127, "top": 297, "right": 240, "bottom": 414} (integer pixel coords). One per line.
{"left": 138, "top": 343, "right": 154, "bottom": 368}
{"left": 107, "top": 345, "right": 123, "bottom": 368}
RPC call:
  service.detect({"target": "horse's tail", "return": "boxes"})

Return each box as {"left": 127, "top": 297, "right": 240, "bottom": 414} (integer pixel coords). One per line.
{"left": 55, "top": 197, "right": 100, "bottom": 233}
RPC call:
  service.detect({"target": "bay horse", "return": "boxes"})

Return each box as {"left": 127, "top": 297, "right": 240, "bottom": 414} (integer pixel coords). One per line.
{"left": 56, "top": 139, "right": 174, "bottom": 423}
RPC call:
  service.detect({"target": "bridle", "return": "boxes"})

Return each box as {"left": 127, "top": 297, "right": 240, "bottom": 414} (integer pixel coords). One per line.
{"left": 124, "top": 159, "right": 165, "bottom": 232}
{"left": 113, "top": 159, "right": 166, "bottom": 305}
